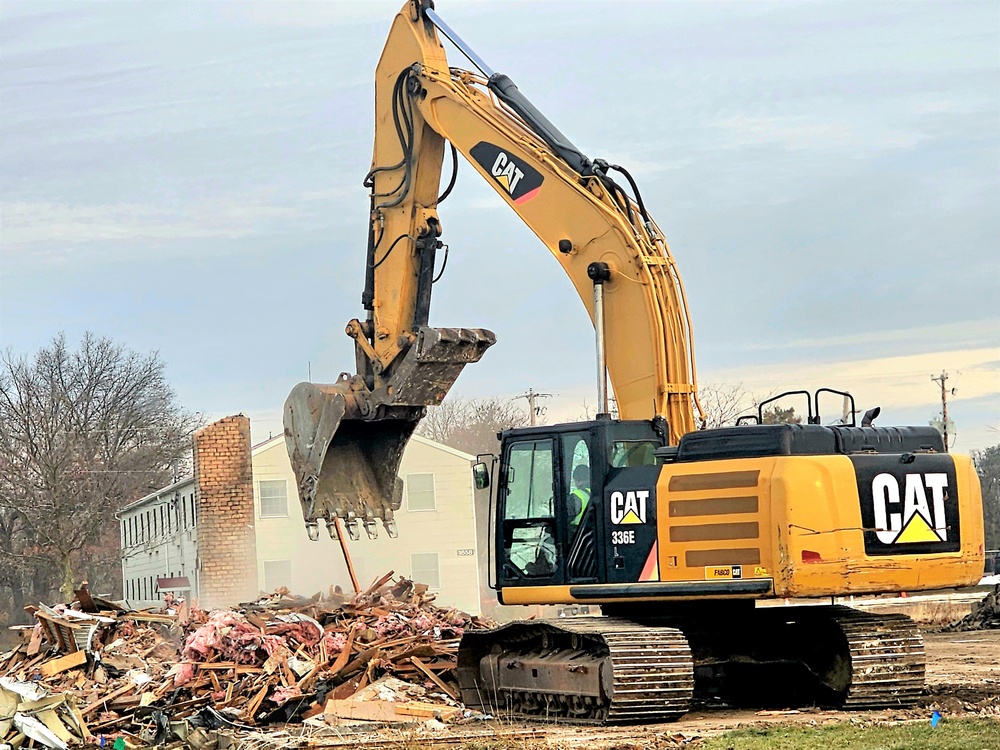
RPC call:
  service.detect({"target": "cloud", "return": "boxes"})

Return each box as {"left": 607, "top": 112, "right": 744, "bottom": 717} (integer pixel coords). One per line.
{"left": 1, "top": 197, "right": 304, "bottom": 249}
{"left": 705, "top": 346, "right": 1000, "bottom": 413}
{"left": 711, "top": 114, "right": 922, "bottom": 153}
{"left": 731, "top": 318, "right": 1000, "bottom": 354}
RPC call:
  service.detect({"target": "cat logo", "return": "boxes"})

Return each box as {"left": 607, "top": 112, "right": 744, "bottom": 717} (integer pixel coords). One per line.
{"left": 469, "top": 141, "right": 544, "bottom": 204}
{"left": 873, "top": 472, "right": 949, "bottom": 544}
{"left": 490, "top": 152, "right": 524, "bottom": 195}
{"left": 852, "top": 455, "right": 960, "bottom": 556}
{"left": 611, "top": 490, "right": 648, "bottom": 525}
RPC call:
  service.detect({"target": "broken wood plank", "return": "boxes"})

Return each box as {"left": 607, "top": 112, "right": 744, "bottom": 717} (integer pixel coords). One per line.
{"left": 39, "top": 650, "right": 87, "bottom": 678}
{"left": 188, "top": 662, "right": 258, "bottom": 676}
{"left": 410, "top": 656, "right": 458, "bottom": 700}
{"left": 324, "top": 699, "right": 401, "bottom": 722}
{"left": 241, "top": 681, "right": 271, "bottom": 722}
{"left": 80, "top": 682, "right": 135, "bottom": 716}
{"left": 361, "top": 571, "right": 394, "bottom": 598}
{"left": 26, "top": 628, "right": 43, "bottom": 657}
{"left": 340, "top": 646, "right": 379, "bottom": 678}
{"left": 327, "top": 626, "right": 357, "bottom": 678}
{"left": 395, "top": 702, "right": 463, "bottom": 721}
{"left": 334, "top": 516, "right": 361, "bottom": 594}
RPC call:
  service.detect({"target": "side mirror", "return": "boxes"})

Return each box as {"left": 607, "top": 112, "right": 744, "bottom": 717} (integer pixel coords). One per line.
{"left": 472, "top": 462, "right": 491, "bottom": 490}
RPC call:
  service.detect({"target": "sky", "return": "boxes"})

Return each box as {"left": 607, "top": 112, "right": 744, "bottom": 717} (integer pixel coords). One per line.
{"left": 2, "top": 0, "right": 998, "bottom": 452}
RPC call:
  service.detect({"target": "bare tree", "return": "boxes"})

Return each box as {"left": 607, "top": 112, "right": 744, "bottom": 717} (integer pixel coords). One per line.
{"left": 416, "top": 396, "right": 529, "bottom": 457}
{"left": 0, "top": 333, "right": 200, "bottom": 606}
{"left": 697, "top": 383, "right": 758, "bottom": 428}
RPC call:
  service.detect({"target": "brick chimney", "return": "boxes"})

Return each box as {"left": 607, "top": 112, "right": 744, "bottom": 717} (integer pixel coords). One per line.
{"left": 193, "top": 415, "right": 258, "bottom": 607}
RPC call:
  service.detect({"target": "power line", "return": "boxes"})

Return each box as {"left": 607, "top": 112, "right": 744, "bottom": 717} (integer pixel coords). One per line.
{"left": 517, "top": 388, "right": 552, "bottom": 427}
{"left": 931, "top": 370, "right": 957, "bottom": 451}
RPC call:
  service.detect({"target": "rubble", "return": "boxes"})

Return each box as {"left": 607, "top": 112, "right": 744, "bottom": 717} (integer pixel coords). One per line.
{"left": 942, "top": 584, "right": 1000, "bottom": 631}
{"left": 1, "top": 575, "right": 492, "bottom": 747}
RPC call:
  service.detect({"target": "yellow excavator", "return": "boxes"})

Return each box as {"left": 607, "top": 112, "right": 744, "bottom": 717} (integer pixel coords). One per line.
{"left": 283, "top": 1, "right": 985, "bottom": 721}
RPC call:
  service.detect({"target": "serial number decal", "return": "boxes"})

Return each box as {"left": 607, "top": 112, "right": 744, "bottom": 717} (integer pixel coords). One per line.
{"left": 611, "top": 530, "right": 636, "bottom": 545}
{"left": 705, "top": 565, "right": 743, "bottom": 580}
{"left": 456, "top": 548, "right": 475, "bottom": 557}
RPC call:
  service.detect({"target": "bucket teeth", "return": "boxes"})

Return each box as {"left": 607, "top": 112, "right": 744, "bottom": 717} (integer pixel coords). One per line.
{"left": 282, "top": 326, "right": 494, "bottom": 537}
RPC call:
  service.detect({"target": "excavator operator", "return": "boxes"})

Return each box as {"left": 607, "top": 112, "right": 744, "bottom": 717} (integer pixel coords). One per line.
{"left": 569, "top": 464, "right": 591, "bottom": 532}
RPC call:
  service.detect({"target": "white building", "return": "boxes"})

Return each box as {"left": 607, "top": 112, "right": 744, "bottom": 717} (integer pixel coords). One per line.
{"left": 120, "top": 431, "right": 483, "bottom": 614}
{"left": 251, "top": 434, "right": 483, "bottom": 614}
{"left": 119, "top": 476, "right": 200, "bottom": 606}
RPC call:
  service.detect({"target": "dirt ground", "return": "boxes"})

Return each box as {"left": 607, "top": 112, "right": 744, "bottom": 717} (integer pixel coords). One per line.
{"left": 529, "top": 629, "right": 1000, "bottom": 748}
{"left": 289, "top": 628, "right": 1000, "bottom": 749}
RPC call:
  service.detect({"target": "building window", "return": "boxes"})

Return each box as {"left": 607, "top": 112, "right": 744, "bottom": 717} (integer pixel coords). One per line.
{"left": 411, "top": 552, "right": 440, "bottom": 588}
{"left": 263, "top": 559, "right": 292, "bottom": 593}
{"left": 406, "top": 473, "right": 436, "bottom": 512}
{"left": 259, "top": 480, "right": 288, "bottom": 518}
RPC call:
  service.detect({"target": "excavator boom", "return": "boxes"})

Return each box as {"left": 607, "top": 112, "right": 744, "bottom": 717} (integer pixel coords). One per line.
{"left": 284, "top": 0, "right": 702, "bottom": 538}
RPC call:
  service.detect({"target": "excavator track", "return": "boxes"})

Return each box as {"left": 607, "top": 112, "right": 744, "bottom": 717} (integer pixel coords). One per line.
{"left": 457, "top": 617, "right": 693, "bottom": 723}
{"left": 828, "top": 607, "right": 925, "bottom": 708}
{"left": 647, "top": 604, "right": 926, "bottom": 711}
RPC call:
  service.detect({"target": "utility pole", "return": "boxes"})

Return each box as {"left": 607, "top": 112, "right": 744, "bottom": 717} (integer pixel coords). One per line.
{"left": 931, "top": 370, "right": 955, "bottom": 451}
{"left": 518, "top": 388, "right": 552, "bottom": 427}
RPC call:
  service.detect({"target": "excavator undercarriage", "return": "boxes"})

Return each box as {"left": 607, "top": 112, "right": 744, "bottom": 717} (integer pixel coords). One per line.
{"left": 457, "top": 605, "right": 925, "bottom": 722}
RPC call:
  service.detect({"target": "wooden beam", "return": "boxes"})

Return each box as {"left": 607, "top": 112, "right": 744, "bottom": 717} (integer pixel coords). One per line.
{"left": 81, "top": 683, "right": 135, "bottom": 716}
{"left": 410, "top": 657, "right": 458, "bottom": 701}
{"left": 334, "top": 517, "right": 361, "bottom": 594}
{"left": 39, "top": 650, "right": 87, "bottom": 678}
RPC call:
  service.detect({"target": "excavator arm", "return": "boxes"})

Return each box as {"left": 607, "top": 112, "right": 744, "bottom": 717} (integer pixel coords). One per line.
{"left": 283, "top": 0, "right": 703, "bottom": 540}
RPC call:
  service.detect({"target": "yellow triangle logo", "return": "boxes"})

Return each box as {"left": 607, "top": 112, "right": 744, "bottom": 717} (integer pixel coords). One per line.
{"left": 496, "top": 173, "right": 510, "bottom": 191}
{"left": 895, "top": 513, "right": 942, "bottom": 544}
{"left": 620, "top": 510, "right": 642, "bottom": 525}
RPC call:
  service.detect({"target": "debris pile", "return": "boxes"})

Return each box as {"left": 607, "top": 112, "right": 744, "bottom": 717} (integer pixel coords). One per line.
{"left": 943, "top": 584, "right": 1000, "bottom": 631}
{"left": 1, "top": 574, "right": 492, "bottom": 747}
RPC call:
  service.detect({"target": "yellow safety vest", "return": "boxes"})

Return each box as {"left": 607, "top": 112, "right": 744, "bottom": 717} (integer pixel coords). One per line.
{"left": 571, "top": 487, "right": 590, "bottom": 525}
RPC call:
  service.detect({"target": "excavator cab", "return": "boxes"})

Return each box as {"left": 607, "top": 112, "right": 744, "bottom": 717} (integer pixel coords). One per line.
{"left": 484, "top": 418, "right": 667, "bottom": 597}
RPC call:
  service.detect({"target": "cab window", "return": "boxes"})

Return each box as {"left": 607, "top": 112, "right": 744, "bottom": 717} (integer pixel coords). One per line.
{"left": 502, "top": 439, "right": 557, "bottom": 578}
{"left": 611, "top": 440, "right": 658, "bottom": 468}
{"left": 504, "top": 439, "right": 555, "bottom": 519}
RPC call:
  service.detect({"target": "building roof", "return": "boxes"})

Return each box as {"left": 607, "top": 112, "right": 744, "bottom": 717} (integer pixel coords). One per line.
{"left": 251, "top": 434, "right": 284, "bottom": 455}
{"left": 252, "top": 431, "right": 475, "bottom": 461}
{"left": 122, "top": 431, "right": 475, "bottom": 515}
{"left": 408, "top": 433, "right": 475, "bottom": 461}
{"left": 120, "top": 474, "right": 195, "bottom": 514}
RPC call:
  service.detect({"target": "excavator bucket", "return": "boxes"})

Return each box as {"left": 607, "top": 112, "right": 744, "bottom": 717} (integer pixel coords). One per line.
{"left": 283, "top": 326, "right": 495, "bottom": 541}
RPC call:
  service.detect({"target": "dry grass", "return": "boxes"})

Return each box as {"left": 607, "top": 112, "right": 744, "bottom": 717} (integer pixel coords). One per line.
{"left": 699, "top": 717, "right": 1000, "bottom": 750}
